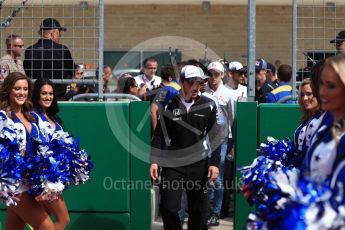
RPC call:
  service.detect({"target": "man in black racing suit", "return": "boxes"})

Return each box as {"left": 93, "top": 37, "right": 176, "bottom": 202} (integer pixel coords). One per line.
{"left": 150, "top": 65, "right": 222, "bottom": 230}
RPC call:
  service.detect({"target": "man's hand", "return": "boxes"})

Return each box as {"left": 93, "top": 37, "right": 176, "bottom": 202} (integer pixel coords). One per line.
{"left": 208, "top": 166, "right": 219, "bottom": 181}
{"left": 149, "top": 163, "right": 159, "bottom": 181}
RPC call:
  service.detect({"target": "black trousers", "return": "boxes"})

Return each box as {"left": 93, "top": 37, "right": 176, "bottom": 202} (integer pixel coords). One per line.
{"left": 160, "top": 159, "right": 209, "bottom": 230}
{"left": 221, "top": 158, "right": 234, "bottom": 216}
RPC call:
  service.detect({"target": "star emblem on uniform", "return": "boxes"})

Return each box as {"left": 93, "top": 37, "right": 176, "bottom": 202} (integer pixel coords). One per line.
{"left": 19, "top": 137, "right": 23, "bottom": 143}
{"left": 19, "top": 128, "right": 23, "bottom": 134}
{"left": 47, "top": 124, "right": 52, "bottom": 129}
{"left": 314, "top": 155, "right": 320, "bottom": 162}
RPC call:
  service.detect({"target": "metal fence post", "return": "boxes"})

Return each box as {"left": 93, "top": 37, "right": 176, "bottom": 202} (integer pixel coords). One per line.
{"left": 247, "top": 0, "right": 256, "bottom": 99}
{"left": 292, "top": 0, "right": 297, "bottom": 99}
{"left": 98, "top": 0, "right": 104, "bottom": 101}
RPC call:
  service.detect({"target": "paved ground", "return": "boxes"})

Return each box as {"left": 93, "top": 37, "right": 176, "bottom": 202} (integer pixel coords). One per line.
{"left": 152, "top": 217, "right": 233, "bottom": 230}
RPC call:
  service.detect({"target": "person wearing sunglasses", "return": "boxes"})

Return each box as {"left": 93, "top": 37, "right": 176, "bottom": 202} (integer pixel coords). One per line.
{"left": 0, "top": 34, "right": 25, "bottom": 76}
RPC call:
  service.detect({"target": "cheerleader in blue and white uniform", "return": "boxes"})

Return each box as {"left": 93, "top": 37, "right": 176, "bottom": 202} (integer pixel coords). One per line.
{"left": 31, "top": 77, "right": 69, "bottom": 230}
{"left": 293, "top": 78, "right": 323, "bottom": 168}
{"left": 2, "top": 73, "right": 55, "bottom": 230}
{"left": 302, "top": 54, "right": 345, "bottom": 183}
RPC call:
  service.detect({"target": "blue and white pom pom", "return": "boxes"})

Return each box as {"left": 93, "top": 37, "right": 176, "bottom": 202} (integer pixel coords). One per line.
{"left": 0, "top": 118, "right": 26, "bottom": 206}
{"left": 24, "top": 133, "right": 69, "bottom": 201}
{"left": 239, "top": 137, "right": 295, "bottom": 206}
{"left": 258, "top": 137, "right": 294, "bottom": 164}
{"left": 247, "top": 169, "right": 345, "bottom": 230}
{"left": 57, "top": 131, "right": 93, "bottom": 186}
{"left": 25, "top": 130, "right": 93, "bottom": 201}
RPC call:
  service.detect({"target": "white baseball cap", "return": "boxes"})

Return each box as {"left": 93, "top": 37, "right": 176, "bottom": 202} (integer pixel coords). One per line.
{"left": 207, "top": 61, "right": 225, "bottom": 73}
{"left": 181, "top": 65, "right": 205, "bottom": 80}
{"left": 228, "top": 61, "right": 244, "bottom": 71}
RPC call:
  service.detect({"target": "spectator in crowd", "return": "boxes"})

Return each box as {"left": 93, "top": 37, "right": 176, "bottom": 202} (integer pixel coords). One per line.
{"left": 75, "top": 65, "right": 84, "bottom": 80}
{"left": 103, "top": 65, "right": 113, "bottom": 93}
{"left": 227, "top": 61, "right": 248, "bottom": 100}
{"left": 330, "top": 30, "right": 345, "bottom": 53}
{"left": 151, "top": 64, "right": 180, "bottom": 131}
{"left": 65, "top": 64, "right": 90, "bottom": 100}
{"left": 266, "top": 64, "right": 294, "bottom": 104}
{"left": 255, "top": 59, "right": 268, "bottom": 103}
{"left": 0, "top": 34, "right": 25, "bottom": 75}
{"left": 266, "top": 63, "right": 279, "bottom": 86}
{"left": 150, "top": 65, "right": 220, "bottom": 230}
{"left": 266, "top": 63, "right": 277, "bottom": 81}
{"left": 199, "top": 67, "right": 212, "bottom": 94}
{"left": 134, "top": 58, "right": 161, "bottom": 93}
{"left": 206, "top": 61, "right": 235, "bottom": 227}
{"left": 116, "top": 73, "right": 141, "bottom": 96}
{"left": 23, "top": 18, "right": 76, "bottom": 100}
{"left": 88, "top": 65, "right": 114, "bottom": 95}
{"left": 261, "top": 62, "right": 279, "bottom": 101}
{"left": 222, "top": 61, "right": 248, "bottom": 219}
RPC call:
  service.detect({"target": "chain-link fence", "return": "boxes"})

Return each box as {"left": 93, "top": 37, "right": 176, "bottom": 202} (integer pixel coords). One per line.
{"left": 0, "top": 0, "right": 101, "bottom": 99}
{"left": 6, "top": 1, "right": 342, "bottom": 100}
{"left": 294, "top": 0, "right": 345, "bottom": 83}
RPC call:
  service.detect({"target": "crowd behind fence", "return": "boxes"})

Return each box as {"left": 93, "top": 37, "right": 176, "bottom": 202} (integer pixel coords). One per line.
{"left": 0, "top": 1, "right": 344, "bottom": 100}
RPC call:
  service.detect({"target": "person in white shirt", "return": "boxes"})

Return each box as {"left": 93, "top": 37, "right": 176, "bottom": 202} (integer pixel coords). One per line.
{"left": 206, "top": 61, "right": 235, "bottom": 227}
{"left": 134, "top": 57, "right": 162, "bottom": 92}
{"left": 226, "top": 61, "right": 248, "bottom": 101}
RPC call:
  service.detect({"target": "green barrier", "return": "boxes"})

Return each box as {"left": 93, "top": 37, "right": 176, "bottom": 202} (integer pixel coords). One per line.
{"left": 129, "top": 102, "right": 151, "bottom": 230}
{"left": 60, "top": 102, "right": 131, "bottom": 212}
{"left": 234, "top": 102, "right": 300, "bottom": 230}
{"left": 258, "top": 104, "right": 300, "bottom": 143}
{"left": 63, "top": 212, "right": 130, "bottom": 229}
{"left": 234, "top": 102, "right": 257, "bottom": 230}
{"left": 0, "top": 210, "right": 130, "bottom": 230}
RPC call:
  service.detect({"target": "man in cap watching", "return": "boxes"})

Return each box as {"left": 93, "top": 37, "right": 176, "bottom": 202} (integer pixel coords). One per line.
{"left": 261, "top": 62, "right": 279, "bottom": 100}
{"left": 255, "top": 58, "right": 268, "bottom": 103}
{"left": 150, "top": 65, "right": 221, "bottom": 230}
{"left": 24, "top": 18, "right": 76, "bottom": 100}
{"left": 227, "top": 61, "right": 248, "bottom": 100}
{"left": 330, "top": 30, "right": 345, "bottom": 53}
